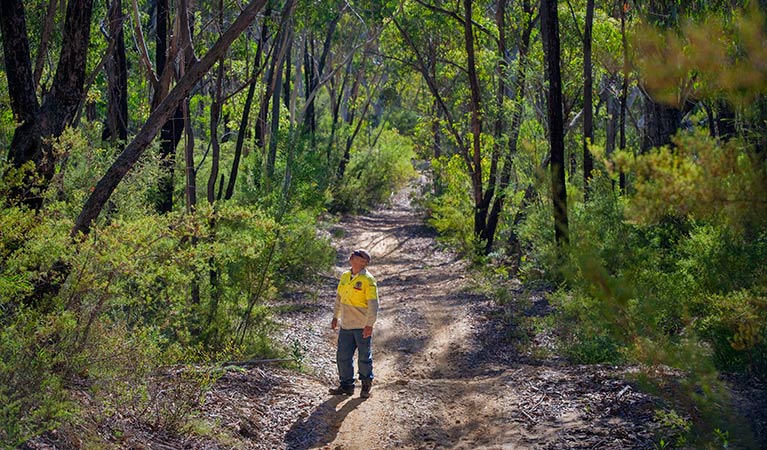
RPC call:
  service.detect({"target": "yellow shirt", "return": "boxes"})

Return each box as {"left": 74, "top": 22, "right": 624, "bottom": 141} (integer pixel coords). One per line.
{"left": 334, "top": 268, "right": 379, "bottom": 329}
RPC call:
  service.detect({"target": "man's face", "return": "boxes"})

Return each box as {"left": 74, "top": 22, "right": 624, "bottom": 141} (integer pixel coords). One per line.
{"left": 349, "top": 253, "right": 367, "bottom": 272}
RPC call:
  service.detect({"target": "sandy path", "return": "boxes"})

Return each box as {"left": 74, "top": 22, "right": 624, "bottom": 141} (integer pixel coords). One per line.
{"left": 296, "top": 183, "right": 657, "bottom": 449}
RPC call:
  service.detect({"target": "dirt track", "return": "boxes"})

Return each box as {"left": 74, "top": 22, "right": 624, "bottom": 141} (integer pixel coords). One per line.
{"left": 170, "top": 178, "right": 764, "bottom": 450}
{"left": 263, "top": 181, "right": 662, "bottom": 450}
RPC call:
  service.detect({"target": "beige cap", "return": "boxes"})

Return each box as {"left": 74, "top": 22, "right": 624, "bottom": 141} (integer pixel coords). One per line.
{"left": 352, "top": 249, "right": 371, "bottom": 262}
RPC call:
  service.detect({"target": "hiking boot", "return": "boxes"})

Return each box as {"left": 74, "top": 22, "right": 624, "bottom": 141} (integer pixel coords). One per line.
{"left": 360, "top": 380, "right": 372, "bottom": 398}
{"left": 328, "top": 385, "right": 354, "bottom": 396}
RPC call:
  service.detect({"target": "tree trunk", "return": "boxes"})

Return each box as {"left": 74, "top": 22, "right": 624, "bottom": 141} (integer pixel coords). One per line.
{"left": 582, "top": 0, "right": 594, "bottom": 196}
{"left": 226, "top": 67, "right": 263, "bottom": 200}
{"left": 640, "top": 92, "right": 682, "bottom": 152}
{"left": 1, "top": 0, "right": 94, "bottom": 207}
{"left": 336, "top": 47, "right": 371, "bottom": 180}
{"left": 713, "top": 99, "right": 737, "bottom": 141}
{"left": 254, "top": 5, "right": 275, "bottom": 164}
{"left": 481, "top": 0, "right": 507, "bottom": 252}
{"left": 73, "top": 0, "right": 268, "bottom": 236}
{"left": 154, "top": 0, "right": 184, "bottom": 213}
{"left": 265, "top": 24, "right": 289, "bottom": 183}
{"left": 541, "top": 0, "right": 569, "bottom": 246}
{"left": 0, "top": 0, "right": 42, "bottom": 170}
{"left": 33, "top": 0, "right": 59, "bottom": 91}
{"left": 463, "top": 0, "right": 485, "bottom": 241}
{"left": 604, "top": 74, "right": 618, "bottom": 156}
{"left": 484, "top": 0, "right": 534, "bottom": 254}
{"left": 304, "top": 13, "right": 340, "bottom": 146}
{"left": 618, "top": 3, "right": 628, "bottom": 191}
{"left": 43, "top": 0, "right": 94, "bottom": 137}
{"left": 208, "top": 57, "right": 225, "bottom": 203}
{"left": 638, "top": 0, "right": 683, "bottom": 154}
{"left": 326, "top": 73, "right": 345, "bottom": 167}
{"left": 282, "top": 39, "right": 292, "bottom": 110}
{"left": 183, "top": 100, "right": 196, "bottom": 212}
{"left": 102, "top": 0, "right": 128, "bottom": 144}
{"left": 264, "top": 0, "right": 295, "bottom": 185}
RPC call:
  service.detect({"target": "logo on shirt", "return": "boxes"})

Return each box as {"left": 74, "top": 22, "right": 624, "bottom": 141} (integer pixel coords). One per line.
{"left": 353, "top": 281, "right": 363, "bottom": 290}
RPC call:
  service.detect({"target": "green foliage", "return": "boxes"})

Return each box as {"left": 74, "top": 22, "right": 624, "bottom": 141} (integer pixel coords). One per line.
{"left": 273, "top": 208, "right": 335, "bottom": 288}
{"left": 0, "top": 309, "right": 75, "bottom": 448}
{"left": 519, "top": 150, "right": 765, "bottom": 443}
{"left": 563, "top": 332, "right": 624, "bottom": 365}
{"left": 549, "top": 168, "right": 766, "bottom": 370}
{"left": 634, "top": 5, "right": 767, "bottom": 107}
{"left": 0, "top": 126, "right": 338, "bottom": 447}
{"left": 612, "top": 131, "right": 767, "bottom": 231}
{"left": 331, "top": 128, "right": 417, "bottom": 213}
{"left": 654, "top": 409, "right": 692, "bottom": 449}
{"left": 693, "top": 289, "right": 767, "bottom": 377}
{"left": 425, "top": 154, "right": 476, "bottom": 254}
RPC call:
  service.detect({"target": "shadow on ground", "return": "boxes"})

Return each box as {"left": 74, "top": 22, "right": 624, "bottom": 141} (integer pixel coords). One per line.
{"left": 285, "top": 394, "right": 366, "bottom": 450}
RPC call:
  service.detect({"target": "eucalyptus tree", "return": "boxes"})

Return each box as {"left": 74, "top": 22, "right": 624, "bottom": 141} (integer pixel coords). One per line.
{"left": 73, "top": 0, "right": 269, "bottom": 236}
{"left": 392, "top": 0, "right": 486, "bottom": 235}
{"left": 389, "top": 0, "right": 542, "bottom": 253}
{"left": 0, "top": 0, "right": 95, "bottom": 208}
{"left": 102, "top": 0, "right": 128, "bottom": 146}
{"left": 629, "top": 1, "right": 755, "bottom": 154}
{"left": 154, "top": 0, "right": 186, "bottom": 213}
{"left": 487, "top": 0, "right": 536, "bottom": 254}
{"left": 300, "top": 3, "right": 344, "bottom": 147}
{"left": 541, "top": 0, "right": 569, "bottom": 245}
{"left": 582, "top": 0, "right": 594, "bottom": 192}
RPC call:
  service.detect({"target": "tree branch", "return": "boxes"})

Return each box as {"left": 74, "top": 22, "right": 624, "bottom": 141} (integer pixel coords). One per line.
{"left": 73, "top": 0, "right": 268, "bottom": 237}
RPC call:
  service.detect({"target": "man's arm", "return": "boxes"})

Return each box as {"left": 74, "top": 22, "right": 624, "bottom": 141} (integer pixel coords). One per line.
{"left": 363, "top": 280, "right": 379, "bottom": 338}
{"left": 331, "top": 293, "right": 340, "bottom": 330}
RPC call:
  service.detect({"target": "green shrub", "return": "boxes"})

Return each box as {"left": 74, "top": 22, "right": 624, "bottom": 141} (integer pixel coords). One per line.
{"left": 426, "top": 154, "right": 476, "bottom": 254}
{"left": 694, "top": 290, "right": 767, "bottom": 377}
{"left": 332, "top": 128, "right": 417, "bottom": 213}
{"left": 273, "top": 208, "right": 335, "bottom": 288}
{"left": 0, "top": 310, "right": 75, "bottom": 448}
{"left": 0, "top": 185, "right": 335, "bottom": 446}
{"left": 564, "top": 333, "right": 624, "bottom": 364}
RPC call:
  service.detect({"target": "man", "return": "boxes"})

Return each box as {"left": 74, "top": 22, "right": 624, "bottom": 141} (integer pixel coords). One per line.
{"left": 329, "top": 249, "right": 379, "bottom": 398}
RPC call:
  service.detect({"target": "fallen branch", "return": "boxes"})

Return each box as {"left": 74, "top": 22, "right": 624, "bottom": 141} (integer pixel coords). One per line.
{"left": 617, "top": 385, "right": 631, "bottom": 399}
{"left": 520, "top": 408, "right": 536, "bottom": 422}
{"left": 529, "top": 392, "right": 547, "bottom": 412}
{"left": 222, "top": 358, "right": 295, "bottom": 368}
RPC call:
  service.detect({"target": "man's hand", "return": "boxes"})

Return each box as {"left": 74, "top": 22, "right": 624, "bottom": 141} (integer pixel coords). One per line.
{"left": 363, "top": 325, "right": 373, "bottom": 339}
{"left": 331, "top": 317, "right": 338, "bottom": 330}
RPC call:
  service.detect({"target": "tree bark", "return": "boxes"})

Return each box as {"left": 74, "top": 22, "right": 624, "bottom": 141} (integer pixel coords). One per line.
{"left": 73, "top": 0, "right": 268, "bottom": 236}
{"left": 582, "top": 0, "right": 594, "bottom": 196}
{"left": 604, "top": 74, "right": 618, "bottom": 156}
{"left": 254, "top": 5, "right": 274, "bottom": 163}
{"left": 265, "top": 8, "right": 294, "bottom": 183}
{"left": 640, "top": 91, "right": 682, "bottom": 152}
{"left": 463, "top": 0, "right": 485, "bottom": 241}
{"left": 304, "top": 13, "right": 340, "bottom": 141}
{"left": 1, "top": 0, "right": 94, "bottom": 207}
{"left": 0, "top": 0, "right": 41, "bottom": 169}
{"left": 155, "top": 0, "right": 185, "bottom": 213}
{"left": 336, "top": 46, "right": 371, "bottom": 180}
{"left": 33, "top": 0, "right": 59, "bottom": 91}
{"left": 102, "top": 0, "right": 129, "bottom": 144}
{"left": 618, "top": 3, "right": 628, "bottom": 191}
{"left": 225, "top": 22, "right": 272, "bottom": 200}
{"left": 208, "top": 57, "right": 225, "bottom": 203}
{"left": 541, "top": 0, "right": 569, "bottom": 246}
{"left": 638, "top": 0, "right": 684, "bottom": 154}
{"left": 484, "top": 0, "right": 534, "bottom": 254}
{"left": 481, "top": 0, "right": 507, "bottom": 251}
